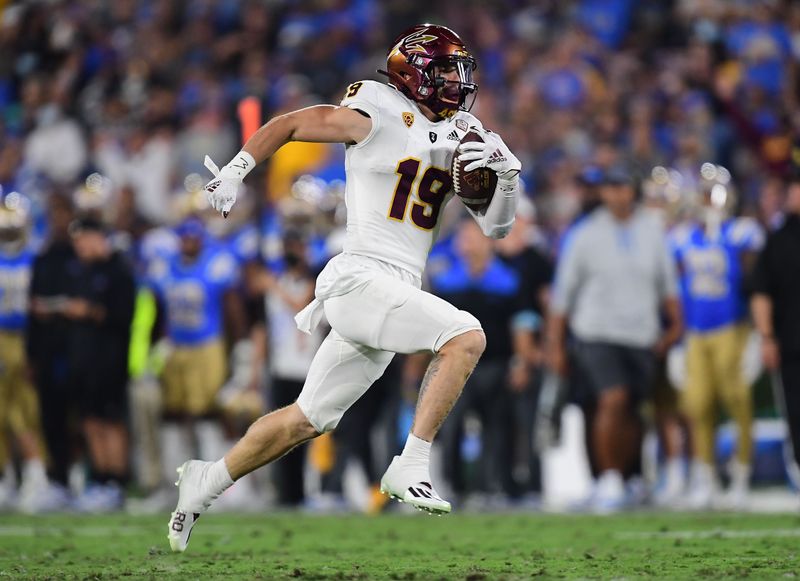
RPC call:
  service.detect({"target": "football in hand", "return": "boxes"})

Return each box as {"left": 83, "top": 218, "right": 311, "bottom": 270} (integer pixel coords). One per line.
{"left": 451, "top": 130, "right": 497, "bottom": 212}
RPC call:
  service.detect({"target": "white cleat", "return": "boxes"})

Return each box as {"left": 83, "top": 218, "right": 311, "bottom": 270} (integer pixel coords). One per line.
{"left": 379, "top": 456, "right": 451, "bottom": 515}
{"left": 167, "top": 460, "right": 215, "bottom": 553}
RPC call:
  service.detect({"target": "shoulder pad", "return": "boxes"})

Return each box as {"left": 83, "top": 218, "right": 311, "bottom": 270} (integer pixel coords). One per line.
{"left": 669, "top": 222, "right": 695, "bottom": 250}
{"left": 727, "top": 217, "right": 765, "bottom": 250}
{"left": 233, "top": 227, "right": 259, "bottom": 262}
{"left": 340, "top": 80, "right": 390, "bottom": 113}
{"left": 206, "top": 251, "right": 237, "bottom": 284}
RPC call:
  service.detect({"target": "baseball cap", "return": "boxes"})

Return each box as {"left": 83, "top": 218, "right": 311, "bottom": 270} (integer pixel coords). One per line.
{"left": 69, "top": 215, "right": 107, "bottom": 236}
{"left": 600, "top": 164, "right": 635, "bottom": 186}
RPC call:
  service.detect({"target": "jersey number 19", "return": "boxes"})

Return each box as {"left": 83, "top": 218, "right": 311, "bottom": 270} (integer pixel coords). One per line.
{"left": 388, "top": 158, "right": 451, "bottom": 231}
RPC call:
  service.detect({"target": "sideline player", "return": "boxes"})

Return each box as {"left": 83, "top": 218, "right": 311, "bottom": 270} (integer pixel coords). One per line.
{"left": 168, "top": 24, "right": 521, "bottom": 551}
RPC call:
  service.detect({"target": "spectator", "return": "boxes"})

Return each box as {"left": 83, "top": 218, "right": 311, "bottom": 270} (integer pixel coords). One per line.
{"left": 65, "top": 217, "right": 136, "bottom": 511}
{"left": 547, "top": 166, "right": 682, "bottom": 512}
{"left": 432, "top": 218, "right": 537, "bottom": 502}
{"left": 494, "top": 198, "right": 554, "bottom": 497}
{"left": 148, "top": 216, "right": 245, "bottom": 493}
{"left": 751, "top": 172, "right": 800, "bottom": 494}
{"left": 27, "top": 194, "right": 76, "bottom": 499}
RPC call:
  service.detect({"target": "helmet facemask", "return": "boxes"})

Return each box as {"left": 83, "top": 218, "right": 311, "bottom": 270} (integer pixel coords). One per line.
{"left": 424, "top": 55, "right": 478, "bottom": 117}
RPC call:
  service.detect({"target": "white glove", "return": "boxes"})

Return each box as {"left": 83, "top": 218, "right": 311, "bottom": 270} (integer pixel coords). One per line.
{"left": 457, "top": 129, "right": 521, "bottom": 179}
{"left": 203, "top": 150, "right": 256, "bottom": 217}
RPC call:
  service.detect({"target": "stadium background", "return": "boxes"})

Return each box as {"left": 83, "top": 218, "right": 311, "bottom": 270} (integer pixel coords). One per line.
{"left": 1, "top": 0, "right": 800, "bottom": 577}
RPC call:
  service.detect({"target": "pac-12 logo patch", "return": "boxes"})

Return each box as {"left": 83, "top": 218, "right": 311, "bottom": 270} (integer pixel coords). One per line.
{"left": 402, "top": 112, "right": 414, "bottom": 128}
{"left": 429, "top": 132, "right": 437, "bottom": 143}
{"left": 455, "top": 119, "right": 468, "bottom": 132}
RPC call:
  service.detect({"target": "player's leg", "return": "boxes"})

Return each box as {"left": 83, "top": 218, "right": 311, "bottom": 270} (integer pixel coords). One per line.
{"left": 683, "top": 332, "right": 718, "bottom": 508}
{"left": 378, "top": 329, "right": 484, "bottom": 514}
{"left": 168, "top": 330, "right": 392, "bottom": 552}
{"left": 323, "top": 274, "right": 485, "bottom": 514}
{"left": 715, "top": 324, "right": 753, "bottom": 507}
{"left": 5, "top": 336, "right": 50, "bottom": 512}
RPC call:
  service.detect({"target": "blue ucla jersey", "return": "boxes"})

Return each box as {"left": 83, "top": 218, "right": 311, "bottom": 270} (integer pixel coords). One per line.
{"left": 0, "top": 247, "right": 35, "bottom": 331}
{"left": 148, "top": 246, "right": 238, "bottom": 346}
{"left": 671, "top": 218, "right": 764, "bottom": 332}
{"left": 226, "top": 224, "right": 260, "bottom": 265}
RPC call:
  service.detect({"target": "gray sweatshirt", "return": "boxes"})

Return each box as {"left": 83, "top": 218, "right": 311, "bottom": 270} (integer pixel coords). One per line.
{"left": 551, "top": 207, "right": 679, "bottom": 348}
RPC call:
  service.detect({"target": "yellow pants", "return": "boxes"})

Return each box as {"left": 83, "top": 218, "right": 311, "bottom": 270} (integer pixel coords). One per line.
{"left": 160, "top": 340, "right": 227, "bottom": 416}
{"left": 682, "top": 324, "right": 752, "bottom": 464}
{"left": 0, "top": 331, "right": 45, "bottom": 464}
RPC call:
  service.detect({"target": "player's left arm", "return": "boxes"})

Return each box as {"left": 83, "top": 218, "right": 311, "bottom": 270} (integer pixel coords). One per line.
{"left": 459, "top": 129, "right": 522, "bottom": 239}
{"left": 204, "top": 105, "right": 372, "bottom": 215}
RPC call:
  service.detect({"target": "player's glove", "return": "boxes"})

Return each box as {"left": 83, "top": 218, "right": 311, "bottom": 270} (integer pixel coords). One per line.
{"left": 203, "top": 150, "right": 256, "bottom": 217}
{"left": 457, "top": 129, "right": 521, "bottom": 180}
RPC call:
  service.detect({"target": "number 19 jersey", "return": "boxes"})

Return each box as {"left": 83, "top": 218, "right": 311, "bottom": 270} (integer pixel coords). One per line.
{"left": 339, "top": 80, "right": 482, "bottom": 277}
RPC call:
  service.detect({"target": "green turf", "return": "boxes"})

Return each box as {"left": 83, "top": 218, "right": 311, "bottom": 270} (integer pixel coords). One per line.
{"left": 1, "top": 511, "right": 799, "bottom": 579}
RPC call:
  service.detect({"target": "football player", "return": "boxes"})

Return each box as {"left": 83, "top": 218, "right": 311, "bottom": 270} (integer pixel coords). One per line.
{"left": 168, "top": 24, "right": 521, "bottom": 551}
{"left": 149, "top": 215, "right": 246, "bottom": 496}
{"left": 670, "top": 164, "right": 764, "bottom": 509}
{"left": 0, "top": 196, "right": 50, "bottom": 512}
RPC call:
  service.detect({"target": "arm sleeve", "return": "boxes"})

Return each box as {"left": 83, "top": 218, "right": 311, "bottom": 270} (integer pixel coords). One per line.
{"left": 464, "top": 175, "right": 519, "bottom": 239}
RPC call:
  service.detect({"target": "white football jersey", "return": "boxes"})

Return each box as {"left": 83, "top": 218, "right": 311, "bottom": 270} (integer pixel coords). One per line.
{"left": 339, "top": 80, "right": 483, "bottom": 276}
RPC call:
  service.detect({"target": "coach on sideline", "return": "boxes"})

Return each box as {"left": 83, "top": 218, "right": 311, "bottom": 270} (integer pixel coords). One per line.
{"left": 751, "top": 171, "right": 800, "bottom": 487}
{"left": 546, "top": 165, "right": 682, "bottom": 512}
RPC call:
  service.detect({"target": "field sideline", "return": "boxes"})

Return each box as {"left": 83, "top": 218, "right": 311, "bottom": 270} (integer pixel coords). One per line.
{"left": 1, "top": 512, "right": 799, "bottom": 579}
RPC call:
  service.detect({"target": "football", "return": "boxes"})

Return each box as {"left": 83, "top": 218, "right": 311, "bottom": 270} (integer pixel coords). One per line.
{"left": 451, "top": 130, "right": 497, "bottom": 212}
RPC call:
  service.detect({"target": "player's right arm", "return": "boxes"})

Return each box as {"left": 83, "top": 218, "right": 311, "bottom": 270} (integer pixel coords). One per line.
{"left": 245, "top": 105, "right": 371, "bottom": 161}
{"left": 204, "top": 102, "right": 372, "bottom": 216}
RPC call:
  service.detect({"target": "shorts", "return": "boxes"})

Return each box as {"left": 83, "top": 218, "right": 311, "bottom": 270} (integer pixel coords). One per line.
{"left": 296, "top": 253, "right": 482, "bottom": 433}
{"left": 574, "top": 340, "right": 655, "bottom": 402}
{"left": 0, "top": 331, "right": 42, "bottom": 434}
{"left": 161, "top": 339, "right": 227, "bottom": 416}
{"left": 298, "top": 253, "right": 481, "bottom": 354}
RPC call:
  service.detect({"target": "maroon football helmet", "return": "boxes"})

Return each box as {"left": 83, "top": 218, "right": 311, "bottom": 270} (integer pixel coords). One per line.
{"left": 379, "top": 24, "right": 477, "bottom": 119}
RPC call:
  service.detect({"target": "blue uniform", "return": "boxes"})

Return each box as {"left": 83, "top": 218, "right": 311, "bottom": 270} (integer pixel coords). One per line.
{"left": 149, "top": 246, "right": 238, "bottom": 346}
{"left": 671, "top": 218, "right": 764, "bottom": 333}
{"left": 227, "top": 224, "right": 260, "bottom": 266}
{"left": 0, "top": 247, "right": 34, "bottom": 332}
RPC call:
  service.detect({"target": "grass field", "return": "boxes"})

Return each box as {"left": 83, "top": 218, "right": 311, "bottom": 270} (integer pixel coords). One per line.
{"left": 1, "top": 511, "right": 800, "bottom": 579}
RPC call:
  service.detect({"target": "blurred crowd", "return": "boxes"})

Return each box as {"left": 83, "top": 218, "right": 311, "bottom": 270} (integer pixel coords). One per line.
{"left": 1, "top": 0, "right": 799, "bottom": 514}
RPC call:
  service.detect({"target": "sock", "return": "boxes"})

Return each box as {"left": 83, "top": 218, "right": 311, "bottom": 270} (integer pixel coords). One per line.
{"left": 22, "top": 459, "right": 46, "bottom": 485}
{"left": 195, "top": 420, "right": 228, "bottom": 461}
{"left": 160, "top": 422, "right": 190, "bottom": 488}
{"left": 400, "top": 433, "right": 431, "bottom": 467}
{"left": 206, "top": 458, "right": 234, "bottom": 496}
